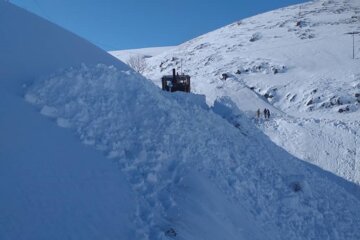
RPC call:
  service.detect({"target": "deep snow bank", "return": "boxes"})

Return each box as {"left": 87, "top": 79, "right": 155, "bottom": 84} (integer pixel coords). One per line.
{"left": 0, "top": 87, "right": 135, "bottom": 240}
{"left": 0, "top": 2, "right": 136, "bottom": 239}
{"left": 25, "top": 64, "right": 360, "bottom": 240}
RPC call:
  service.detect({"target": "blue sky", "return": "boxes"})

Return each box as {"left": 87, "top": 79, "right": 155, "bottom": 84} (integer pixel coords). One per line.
{"left": 11, "top": 0, "right": 309, "bottom": 51}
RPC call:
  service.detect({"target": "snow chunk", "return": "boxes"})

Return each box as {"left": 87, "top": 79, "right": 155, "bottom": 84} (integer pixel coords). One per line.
{"left": 24, "top": 93, "right": 38, "bottom": 104}
{"left": 146, "top": 173, "right": 158, "bottom": 183}
{"left": 212, "top": 96, "right": 242, "bottom": 119}
{"left": 40, "top": 105, "right": 58, "bottom": 117}
{"left": 56, "top": 118, "right": 71, "bottom": 128}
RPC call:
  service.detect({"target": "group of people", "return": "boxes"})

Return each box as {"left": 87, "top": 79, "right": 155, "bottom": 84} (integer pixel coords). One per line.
{"left": 256, "top": 108, "right": 271, "bottom": 119}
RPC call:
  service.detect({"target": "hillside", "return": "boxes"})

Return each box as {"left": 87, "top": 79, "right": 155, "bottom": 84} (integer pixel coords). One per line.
{"left": 109, "top": 46, "right": 174, "bottom": 63}
{"left": 143, "top": 0, "right": 360, "bottom": 184}
{"left": 1, "top": 1, "right": 360, "bottom": 240}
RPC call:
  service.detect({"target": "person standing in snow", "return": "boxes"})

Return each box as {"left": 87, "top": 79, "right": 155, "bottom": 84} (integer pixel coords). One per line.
{"left": 167, "top": 80, "right": 173, "bottom": 92}
{"left": 256, "top": 109, "right": 261, "bottom": 119}
{"left": 267, "top": 109, "right": 271, "bottom": 119}
{"left": 263, "top": 108, "right": 268, "bottom": 119}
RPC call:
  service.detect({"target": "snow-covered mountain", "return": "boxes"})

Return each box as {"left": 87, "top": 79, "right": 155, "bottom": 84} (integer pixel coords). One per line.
{"left": 2, "top": 1, "right": 360, "bottom": 240}
{"left": 142, "top": 0, "right": 360, "bottom": 184}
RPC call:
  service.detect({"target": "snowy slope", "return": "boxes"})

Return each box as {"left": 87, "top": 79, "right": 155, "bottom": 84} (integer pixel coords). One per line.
{"left": 0, "top": 2, "right": 135, "bottom": 239}
{"left": 2, "top": 1, "right": 360, "bottom": 240}
{"left": 143, "top": 0, "right": 360, "bottom": 184}
{"left": 109, "top": 46, "right": 174, "bottom": 63}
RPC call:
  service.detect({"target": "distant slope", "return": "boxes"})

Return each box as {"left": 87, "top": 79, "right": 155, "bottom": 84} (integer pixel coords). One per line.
{"left": 109, "top": 46, "right": 174, "bottom": 63}
{"left": 143, "top": 0, "right": 360, "bottom": 184}
{"left": 145, "top": 0, "right": 360, "bottom": 117}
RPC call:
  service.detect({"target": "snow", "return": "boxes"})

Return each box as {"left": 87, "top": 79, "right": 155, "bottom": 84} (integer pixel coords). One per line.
{"left": 0, "top": 2, "right": 135, "bottom": 239}
{"left": 2, "top": 1, "right": 360, "bottom": 240}
{"left": 109, "top": 46, "right": 175, "bottom": 63}
{"left": 142, "top": 0, "right": 360, "bottom": 184}
{"left": 0, "top": 90, "right": 135, "bottom": 240}
{"left": 25, "top": 63, "right": 360, "bottom": 240}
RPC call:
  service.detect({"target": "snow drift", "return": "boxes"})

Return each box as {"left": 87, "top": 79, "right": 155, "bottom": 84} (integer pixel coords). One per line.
{"left": 25, "top": 64, "right": 360, "bottom": 240}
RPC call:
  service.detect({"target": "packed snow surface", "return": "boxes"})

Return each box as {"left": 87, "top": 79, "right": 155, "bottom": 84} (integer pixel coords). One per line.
{"left": 143, "top": 0, "right": 360, "bottom": 184}
{"left": 2, "top": 1, "right": 360, "bottom": 240}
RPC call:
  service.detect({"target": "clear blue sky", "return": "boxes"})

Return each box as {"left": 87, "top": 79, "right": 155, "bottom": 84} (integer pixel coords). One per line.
{"left": 11, "top": 0, "right": 309, "bottom": 51}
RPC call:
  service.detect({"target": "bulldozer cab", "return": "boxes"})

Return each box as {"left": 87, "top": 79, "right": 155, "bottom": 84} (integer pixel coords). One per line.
{"left": 161, "top": 69, "right": 190, "bottom": 93}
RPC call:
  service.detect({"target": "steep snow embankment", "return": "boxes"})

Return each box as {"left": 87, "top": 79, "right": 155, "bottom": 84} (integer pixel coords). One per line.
{"left": 0, "top": 2, "right": 135, "bottom": 239}
{"left": 24, "top": 64, "right": 268, "bottom": 240}
{"left": 143, "top": 0, "right": 360, "bottom": 184}
{"left": 25, "top": 64, "right": 360, "bottom": 240}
